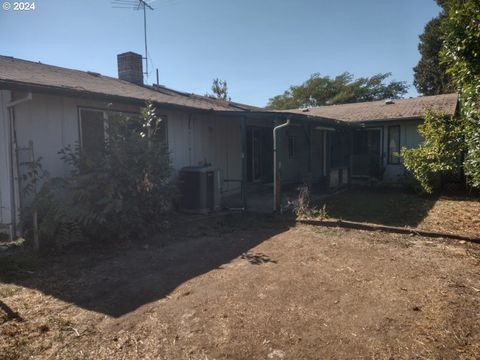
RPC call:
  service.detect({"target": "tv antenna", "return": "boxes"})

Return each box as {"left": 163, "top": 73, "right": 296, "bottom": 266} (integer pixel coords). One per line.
{"left": 112, "top": 0, "right": 155, "bottom": 78}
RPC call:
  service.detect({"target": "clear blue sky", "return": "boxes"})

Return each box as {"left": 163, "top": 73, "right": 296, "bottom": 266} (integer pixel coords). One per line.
{"left": 0, "top": 0, "right": 441, "bottom": 107}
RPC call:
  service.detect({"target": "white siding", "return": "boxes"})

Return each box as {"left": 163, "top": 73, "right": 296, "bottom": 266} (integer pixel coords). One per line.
{"left": 10, "top": 92, "right": 245, "bottom": 209}
{"left": 13, "top": 94, "right": 139, "bottom": 179}
{"left": 379, "top": 120, "right": 422, "bottom": 182}
{"left": 165, "top": 110, "right": 242, "bottom": 195}
{"left": 278, "top": 125, "right": 310, "bottom": 184}
{"left": 0, "top": 90, "right": 12, "bottom": 225}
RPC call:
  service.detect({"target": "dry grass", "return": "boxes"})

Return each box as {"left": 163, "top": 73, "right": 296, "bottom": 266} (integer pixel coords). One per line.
{"left": 418, "top": 197, "right": 480, "bottom": 237}
{"left": 1, "top": 213, "right": 479, "bottom": 359}
{"left": 320, "top": 188, "right": 480, "bottom": 237}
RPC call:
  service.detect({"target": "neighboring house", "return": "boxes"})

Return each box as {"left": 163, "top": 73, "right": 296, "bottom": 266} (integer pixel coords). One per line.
{"left": 0, "top": 52, "right": 344, "bottom": 237}
{"left": 285, "top": 94, "right": 459, "bottom": 182}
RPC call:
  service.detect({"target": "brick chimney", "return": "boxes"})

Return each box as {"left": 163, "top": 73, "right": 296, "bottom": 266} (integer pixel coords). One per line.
{"left": 117, "top": 52, "right": 143, "bottom": 85}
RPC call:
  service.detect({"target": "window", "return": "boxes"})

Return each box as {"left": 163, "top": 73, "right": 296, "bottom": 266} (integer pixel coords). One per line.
{"left": 288, "top": 136, "right": 296, "bottom": 159}
{"left": 330, "top": 131, "right": 350, "bottom": 168}
{"left": 79, "top": 108, "right": 168, "bottom": 159}
{"left": 388, "top": 126, "right": 401, "bottom": 164}
{"left": 79, "top": 109, "right": 107, "bottom": 161}
{"left": 109, "top": 111, "right": 168, "bottom": 145}
{"left": 154, "top": 116, "right": 168, "bottom": 145}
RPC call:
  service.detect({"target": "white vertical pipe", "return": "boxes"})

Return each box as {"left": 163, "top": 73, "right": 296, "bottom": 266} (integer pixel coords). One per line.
{"left": 273, "top": 119, "right": 291, "bottom": 212}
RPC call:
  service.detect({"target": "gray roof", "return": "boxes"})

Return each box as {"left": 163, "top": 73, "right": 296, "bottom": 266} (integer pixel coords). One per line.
{"left": 0, "top": 55, "right": 261, "bottom": 113}
{"left": 1, "top": 55, "right": 454, "bottom": 126}
{"left": 284, "top": 93, "right": 458, "bottom": 122}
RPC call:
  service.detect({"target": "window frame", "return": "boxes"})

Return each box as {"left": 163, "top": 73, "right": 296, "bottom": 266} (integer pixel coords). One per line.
{"left": 78, "top": 108, "right": 109, "bottom": 157}
{"left": 387, "top": 125, "right": 401, "bottom": 165}
{"left": 77, "top": 106, "right": 168, "bottom": 152}
{"left": 153, "top": 114, "right": 168, "bottom": 145}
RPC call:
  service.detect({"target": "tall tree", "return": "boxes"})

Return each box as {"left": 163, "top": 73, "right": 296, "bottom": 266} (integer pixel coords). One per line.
{"left": 441, "top": 0, "right": 480, "bottom": 188}
{"left": 403, "top": 0, "right": 480, "bottom": 192}
{"left": 413, "top": 16, "right": 455, "bottom": 95}
{"left": 267, "top": 72, "right": 408, "bottom": 110}
{"left": 208, "top": 78, "right": 230, "bottom": 101}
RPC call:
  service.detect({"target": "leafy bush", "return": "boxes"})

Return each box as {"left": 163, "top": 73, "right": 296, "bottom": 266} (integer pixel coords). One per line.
{"left": 22, "top": 102, "right": 176, "bottom": 247}
{"left": 401, "top": 111, "right": 463, "bottom": 194}
{"left": 440, "top": 0, "right": 480, "bottom": 188}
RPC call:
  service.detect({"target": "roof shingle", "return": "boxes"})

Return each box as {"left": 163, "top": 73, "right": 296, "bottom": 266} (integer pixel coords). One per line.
{"left": 284, "top": 94, "right": 458, "bottom": 122}
{"left": 0, "top": 55, "right": 261, "bottom": 112}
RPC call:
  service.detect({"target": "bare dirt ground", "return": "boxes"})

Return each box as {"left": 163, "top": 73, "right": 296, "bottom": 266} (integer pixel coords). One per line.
{"left": 1, "top": 214, "right": 480, "bottom": 359}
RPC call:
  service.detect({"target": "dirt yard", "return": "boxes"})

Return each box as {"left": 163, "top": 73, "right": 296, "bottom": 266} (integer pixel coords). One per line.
{"left": 1, "top": 214, "right": 480, "bottom": 359}
{"left": 321, "top": 189, "right": 480, "bottom": 238}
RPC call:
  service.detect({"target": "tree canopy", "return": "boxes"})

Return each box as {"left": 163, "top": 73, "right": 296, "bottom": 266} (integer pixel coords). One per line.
{"left": 413, "top": 16, "right": 455, "bottom": 95}
{"left": 208, "top": 78, "right": 230, "bottom": 101}
{"left": 266, "top": 72, "right": 408, "bottom": 110}
{"left": 441, "top": 0, "right": 480, "bottom": 188}
{"left": 403, "top": 0, "right": 480, "bottom": 192}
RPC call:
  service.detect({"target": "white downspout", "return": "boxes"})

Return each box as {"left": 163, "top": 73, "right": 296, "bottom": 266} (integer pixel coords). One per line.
{"left": 273, "top": 119, "right": 291, "bottom": 212}
{"left": 7, "top": 93, "right": 32, "bottom": 108}
{"left": 6, "top": 92, "right": 32, "bottom": 239}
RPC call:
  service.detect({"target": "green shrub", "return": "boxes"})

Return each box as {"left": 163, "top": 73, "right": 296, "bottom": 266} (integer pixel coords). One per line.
{"left": 22, "top": 102, "right": 176, "bottom": 247}
{"left": 401, "top": 110, "right": 463, "bottom": 194}
{"left": 440, "top": 0, "right": 480, "bottom": 188}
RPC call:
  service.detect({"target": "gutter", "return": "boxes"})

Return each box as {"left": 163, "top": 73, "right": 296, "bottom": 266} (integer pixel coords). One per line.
{"left": 314, "top": 126, "right": 336, "bottom": 131}
{"left": 6, "top": 92, "right": 32, "bottom": 239}
{"left": 273, "top": 119, "right": 291, "bottom": 212}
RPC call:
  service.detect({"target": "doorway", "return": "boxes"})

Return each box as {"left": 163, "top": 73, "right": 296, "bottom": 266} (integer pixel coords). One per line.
{"left": 246, "top": 127, "right": 273, "bottom": 183}
{"left": 352, "top": 129, "right": 382, "bottom": 178}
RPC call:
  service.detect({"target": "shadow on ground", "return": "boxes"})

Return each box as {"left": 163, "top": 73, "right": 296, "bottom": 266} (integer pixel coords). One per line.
{"left": 0, "top": 213, "right": 293, "bottom": 318}
{"left": 317, "top": 187, "right": 438, "bottom": 227}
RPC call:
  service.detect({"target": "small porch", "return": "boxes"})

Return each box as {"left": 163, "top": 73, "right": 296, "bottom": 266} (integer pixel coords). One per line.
{"left": 223, "top": 182, "right": 341, "bottom": 213}
{"left": 350, "top": 127, "right": 384, "bottom": 183}
{"left": 220, "top": 111, "right": 355, "bottom": 213}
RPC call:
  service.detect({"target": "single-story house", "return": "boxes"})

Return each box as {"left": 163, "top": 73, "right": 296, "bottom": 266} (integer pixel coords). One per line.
{"left": 285, "top": 93, "right": 458, "bottom": 182}
{"left": 0, "top": 52, "right": 349, "bottom": 238}
{"left": 0, "top": 52, "right": 458, "bottom": 239}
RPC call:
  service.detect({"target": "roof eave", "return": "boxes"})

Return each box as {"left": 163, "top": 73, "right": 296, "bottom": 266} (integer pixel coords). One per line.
{"left": 212, "top": 109, "right": 355, "bottom": 128}
{"left": 0, "top": 80, "right": 352, "bottom": 126}
{"left": 0, "top": 79, "right": 243, "bottom": 114}
{"left": 351, "top": 113, "right": 456, "bottom": 124}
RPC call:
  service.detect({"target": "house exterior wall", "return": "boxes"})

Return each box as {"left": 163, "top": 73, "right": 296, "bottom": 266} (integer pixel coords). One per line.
{"left": 366, "top": 119, "right": 422, "bottom": 182}
{"left": 311, "top": 129, "right": 326, "bottom": 183}
{"left": 164, "top": 110, "right": 243, "bottom": 196}
{"left": 0, "top": 90, "right": 12, "bottom": 227}
{"left": 277, "top": 124, "right": 310, "bottom": 185}
{"left": 12, "top": 93, "right": 139, "bottom": 179}
{"left": 1, "top": 91, "right": 245, "bottom": 229}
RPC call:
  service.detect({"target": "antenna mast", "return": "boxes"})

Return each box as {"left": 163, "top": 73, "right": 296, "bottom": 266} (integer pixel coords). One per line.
{"left": 112, "top": 0, "right": 154, "bottom": 79}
